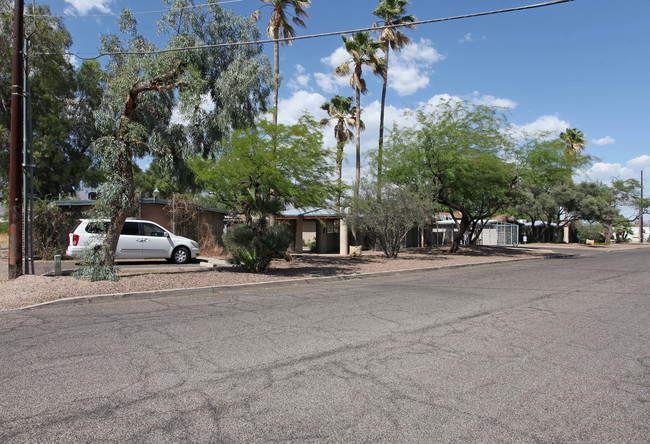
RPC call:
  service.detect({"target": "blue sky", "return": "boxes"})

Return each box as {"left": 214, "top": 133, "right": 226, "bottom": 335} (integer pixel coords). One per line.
{"left": 51, "top": 0, "right": 649, "bottom": 190}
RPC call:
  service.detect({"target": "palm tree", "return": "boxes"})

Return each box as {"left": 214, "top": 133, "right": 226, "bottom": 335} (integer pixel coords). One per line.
{"left": 320, "top": 95, "right": 363, "bottom": 209}
{"left": 559, "top": 128, "right": 588, "bottom": 156}
{"left": 335, "top": 32, "right": 385, "bottom": 203}
{"left": 373, "top": 0, "right": 416, "bottom": 194}
{"left": 252, "top": 0, "right": 310, "bottom": 128}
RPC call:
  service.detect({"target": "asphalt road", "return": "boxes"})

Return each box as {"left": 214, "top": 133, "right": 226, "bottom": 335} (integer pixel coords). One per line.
{"left": 1, "top": 247, "right": 648, "bottom": 442}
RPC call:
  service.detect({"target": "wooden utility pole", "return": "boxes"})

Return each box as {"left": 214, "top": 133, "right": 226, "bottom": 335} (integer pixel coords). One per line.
{"left": 8, "top": 0, "right": 24, "bottom": 279}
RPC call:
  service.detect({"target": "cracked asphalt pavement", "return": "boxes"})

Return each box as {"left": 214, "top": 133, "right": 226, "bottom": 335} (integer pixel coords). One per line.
{"left": 1, "top": 247, "right": 648, "bottom": 442}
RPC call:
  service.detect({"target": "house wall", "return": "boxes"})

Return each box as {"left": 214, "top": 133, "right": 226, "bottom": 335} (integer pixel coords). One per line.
{"left": 302, "top": 221, "right": 317, "bottom": 248}
{"left": 141, "top": 204, "right": 171, "bottom": 231}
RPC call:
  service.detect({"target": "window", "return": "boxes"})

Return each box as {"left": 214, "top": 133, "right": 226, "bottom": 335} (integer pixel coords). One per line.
{"left": 141, "top": 222, "right": 166, "bottom": 237}
{"left": 85, "top": 221, "right": 109, "bottom": 234}
{"left": 121, "top": 222, "right": 140, "bottom": 236}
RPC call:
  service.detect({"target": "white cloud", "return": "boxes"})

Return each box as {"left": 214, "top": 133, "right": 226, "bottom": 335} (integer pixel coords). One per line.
{"left": 459, "top": 33, "right": 473, "bottom": 44}
{"left": 592, "top": 136, "right": 615, "bottom": 146}
{"left": 313, "top": 72, "right": 344, "bottom": 93}
{"left": 64, "top": 0, "right": 112, "bottom": 15}
{"left": 577, "top": 155, "right": 650, "bottom": 184}
{"left": 470, "top": 91, "right": 517, "bottom": 109}
{"left": 389, "top": 39, "right": 445, "bottom": 97}
{"left": 627, "top": 154, "right": 650, "bottom": 170}
{"left": 399, "top": 39, "right": 446, "bottom": 64}
{"left": 509, "top": 115, "right": 570, "bottom": 139}
{"left": 389, "top": 63, "right": 429, "bottom": 96}
{"left": 320, "top": 47, "right": 349, "bottom": 69}
{"left": 276, "top": 90, "right": 326, "bottom": 125}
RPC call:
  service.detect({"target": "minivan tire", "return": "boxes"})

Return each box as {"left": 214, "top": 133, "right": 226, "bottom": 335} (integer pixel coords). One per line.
{"left": 172, "top": 246, "right": 191, "bottom": 264}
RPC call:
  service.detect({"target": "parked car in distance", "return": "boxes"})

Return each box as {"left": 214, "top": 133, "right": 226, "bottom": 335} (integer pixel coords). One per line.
{"left": 66, "top": 218, "right": 200, "bottom": 264}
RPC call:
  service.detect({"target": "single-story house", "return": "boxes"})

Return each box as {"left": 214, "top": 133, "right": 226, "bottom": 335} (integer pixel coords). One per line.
{"left": 278, "top": 208, "right": 342, "bottom": 254}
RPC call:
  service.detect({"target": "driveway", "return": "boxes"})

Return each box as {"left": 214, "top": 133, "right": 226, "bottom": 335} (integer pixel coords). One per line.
{"left": 0, "top": 247, "right": 648, "bottom": 442}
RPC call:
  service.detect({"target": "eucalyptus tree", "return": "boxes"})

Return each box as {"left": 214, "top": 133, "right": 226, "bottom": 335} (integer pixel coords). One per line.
{"left": 372, "top": 0, "right": 415, "bottom": 192}
{"left": 335, "top": 32, "right": 385, "bottom": 203}
{"left": 88, "top": 1, "right": 272, "bottom": 272}
{"left": 559, "top": 127, "right": 588, "bottom": 156}
{"left": 252, "top": 0, "right": 310, "bottom": 127}
{"left": 319, "top": 95, "right": 361, "bottom": 208}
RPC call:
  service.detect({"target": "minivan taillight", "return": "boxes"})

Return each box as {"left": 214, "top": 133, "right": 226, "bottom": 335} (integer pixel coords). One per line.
{"left": 72, "top": 234, "right": 79, "bottom": 246}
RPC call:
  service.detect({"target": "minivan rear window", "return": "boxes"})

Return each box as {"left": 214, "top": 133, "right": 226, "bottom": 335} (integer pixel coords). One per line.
{"left": 85, "top": 221, "right": 109, "bottom": 233}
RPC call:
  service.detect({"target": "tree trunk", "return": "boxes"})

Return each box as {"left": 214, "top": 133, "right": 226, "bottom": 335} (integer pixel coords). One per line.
{"left": 273, "top": 29, "right": 279, "bottom": 128}
{"left": 354, "top": 86, "right": 361, "bottom": 203}
{"left": 336, "top": 140, "right": 344, "bottom": 210}
{"left": 449, "top": 214, "right": 470, "bottom": 253}
{"left": 377, "top": 43, "right": 390, "bottom": 199}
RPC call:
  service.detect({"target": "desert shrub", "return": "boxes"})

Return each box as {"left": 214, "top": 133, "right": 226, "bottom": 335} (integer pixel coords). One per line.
{"left": 224, "top": 224, "right": 291, "bottom": 272}
{"left": 32, "top": 200, "right": 79, "bottom": 259}
{"left": 164, "top": 195, "right": 199, "bottom": 240}
{"left": 72, "top": 244, "right": 119, "bottom": 282}
{"left": 199, "top": 220, "right": 225, "bottom": 257}
{"left": 575, "top": 221, "right": 607, "bottom": 244}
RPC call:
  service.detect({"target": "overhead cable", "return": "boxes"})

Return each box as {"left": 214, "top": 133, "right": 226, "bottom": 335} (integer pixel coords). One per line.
{"left": 33, "top": 0, "right": 575, "bottom": 60}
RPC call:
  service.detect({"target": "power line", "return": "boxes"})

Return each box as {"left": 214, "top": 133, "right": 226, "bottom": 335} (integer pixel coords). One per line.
{"left": 33, "top": 0, "right": 575, "bottom": 60}
{"left": 25, "top": 0, "right": 244, "bottom": 18}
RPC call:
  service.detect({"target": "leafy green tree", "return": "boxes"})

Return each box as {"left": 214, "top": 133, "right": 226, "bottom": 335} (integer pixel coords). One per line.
{"left": 350, "top": 180, "right": 433, "bottom": 258}
{"left": 0, "top": 1, "right": 104, "bottom": 199}
{"left": 383, "top": 99, "right": 515, "bottom": 253}
{"left": 335, "top": 32, "right": 385, "bottom": 206}
{"left": 559, "top": 127, "right": 588, "bottom": 156}
{"left": 89, "top": 2, "right": 272, "bottom": 271}
{"left": 512, "top": 137, "right": 591, "bottom": 242}
{"left": 319, "top": 95, "right": 360, "bottom": 208}
{"left": 190, "top": 116, "right": 335, "bottom": 226}
{"left": 252, "top": 0, "right": 310, "bottom": 128}
{"left": 190, "top": 116, "right": 335, "bottom": 271}
{"left": 373, "top": 0, "right": 415, "bottom": 192}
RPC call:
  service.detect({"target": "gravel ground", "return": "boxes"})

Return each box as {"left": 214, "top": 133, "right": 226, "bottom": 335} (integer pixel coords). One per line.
{"left": 0, "top": 245, "right": 564, "bottom": 311}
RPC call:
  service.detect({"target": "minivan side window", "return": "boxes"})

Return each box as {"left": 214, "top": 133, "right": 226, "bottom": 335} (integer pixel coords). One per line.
{"left": 121, "top": 221, "right": 140, "bottom": 236}
{"left": 141, "top": 222, "right": 166, "bottom": 237}
{"left": 85, "top": 221, "right": 109, "bottom": 234}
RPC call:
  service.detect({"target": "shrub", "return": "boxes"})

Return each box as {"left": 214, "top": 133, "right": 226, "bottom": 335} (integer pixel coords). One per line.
{"left": 72, "top": 244, "right": 119, "bottom": 282}
{"left": 575, "top": 221, "right": 607, "bottom": 244}
{"left": 224, "top": 224, "right": 291, "bottom": 272}
{"left": 32, "top": 200, "right": 79, "bottom": 259}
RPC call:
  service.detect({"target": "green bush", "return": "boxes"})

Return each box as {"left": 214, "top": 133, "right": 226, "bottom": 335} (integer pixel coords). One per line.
{"left": 224, "top": 224, "right": 291, "bottom": 272}
{"left": 575, "top": 221, "right": 607, "bottom": 244}
{"left": 0, "top": 221, "right": 8, "bottom": 234}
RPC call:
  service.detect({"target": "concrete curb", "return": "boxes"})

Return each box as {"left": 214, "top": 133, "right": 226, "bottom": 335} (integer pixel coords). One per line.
{"left": 19, "top": 253, "right": 572, "bottom": 311}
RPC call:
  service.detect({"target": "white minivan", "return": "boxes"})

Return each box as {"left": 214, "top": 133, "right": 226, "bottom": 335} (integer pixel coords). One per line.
{"left": 66, "top": 219, "right": 200, "bottom": 264}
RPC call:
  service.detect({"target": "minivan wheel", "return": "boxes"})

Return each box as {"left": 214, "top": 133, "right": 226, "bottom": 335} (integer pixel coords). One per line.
{"left": 172, "top": 246, "right": 191, "bottom": 264}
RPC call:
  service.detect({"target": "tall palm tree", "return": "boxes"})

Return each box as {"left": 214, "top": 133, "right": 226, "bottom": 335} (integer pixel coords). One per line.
{"left": 252, "top": 0, "right": 310, "bottom": 128}
{"left": 320, "top": 95, "right": 363, "bottom": 209}
{"left": 335, "top": 32, "right": 385, "bottom": 203}
{"left": 559, "top": 127, "right": 588, "bottom": 156}
{"left": 373, "top": 0, "right": 416, "bottom": 194}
